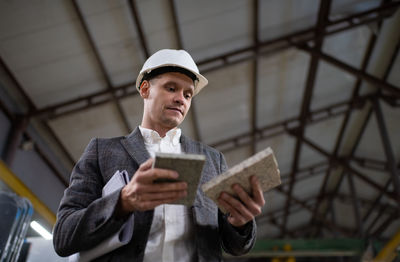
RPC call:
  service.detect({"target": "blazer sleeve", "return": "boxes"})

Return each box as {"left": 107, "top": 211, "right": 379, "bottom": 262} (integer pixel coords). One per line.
{"left": 53, "top": 138, "right": 129, "bottom": 257}
{"left": 217, "top": 152, "right": 257, "bottom": 256}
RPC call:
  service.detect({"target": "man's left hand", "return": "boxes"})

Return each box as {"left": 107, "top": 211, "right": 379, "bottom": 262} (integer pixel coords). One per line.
{"left": 217, "top": 176, "right": 265, "bottom": 227}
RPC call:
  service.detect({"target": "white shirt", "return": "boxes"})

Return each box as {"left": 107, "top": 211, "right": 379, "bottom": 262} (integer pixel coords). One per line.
{"left": 139, "top": 126, "right": 196, "bottom": 262}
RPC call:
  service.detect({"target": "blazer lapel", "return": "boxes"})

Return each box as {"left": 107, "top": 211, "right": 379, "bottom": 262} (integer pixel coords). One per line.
{"left": 120, "top": 127, "right": 150, "bottom": 166}
{"left": 181, "top": 134, "right": 211, "bottom": 210}
{"left": 180, "top": 134, "right": 202, "bottom": 155}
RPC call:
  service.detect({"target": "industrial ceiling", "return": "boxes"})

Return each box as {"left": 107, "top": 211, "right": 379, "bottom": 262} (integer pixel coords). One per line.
{"left": 0, "top": 0, "right": 399, "bottom": 249}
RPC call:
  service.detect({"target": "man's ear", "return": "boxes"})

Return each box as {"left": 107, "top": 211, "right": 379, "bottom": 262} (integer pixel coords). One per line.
{"left": 140, "top": 80, "right": 150, "bottom": 98}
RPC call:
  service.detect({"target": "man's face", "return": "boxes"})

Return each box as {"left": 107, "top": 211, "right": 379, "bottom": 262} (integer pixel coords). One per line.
{"left": 140, "top": 72, "right": 194, "bottom": 132}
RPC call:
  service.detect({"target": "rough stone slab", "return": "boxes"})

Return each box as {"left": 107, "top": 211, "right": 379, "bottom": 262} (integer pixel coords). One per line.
{"left": 201, "top": 147, "right": 281, "bottom": 213}
{"left": 153, "top": 152, "right": 206, "bottom": 206}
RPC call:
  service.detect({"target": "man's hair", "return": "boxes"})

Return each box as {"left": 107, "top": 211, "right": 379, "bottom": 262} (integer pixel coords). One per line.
{"left": 140, "top": 66, "right": 198, "bottom": 87}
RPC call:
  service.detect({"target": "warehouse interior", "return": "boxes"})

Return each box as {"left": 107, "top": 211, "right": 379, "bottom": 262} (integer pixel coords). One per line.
{"left": 0, "top": 0, "right": 400, "bottom": 261}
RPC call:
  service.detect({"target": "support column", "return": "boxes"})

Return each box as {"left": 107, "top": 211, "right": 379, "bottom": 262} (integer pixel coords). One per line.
{"left": 372, "top": 98, "right": 400, "bottom": 201}
{"left": 2, "top": 114, "right": 29, "bottom": 165}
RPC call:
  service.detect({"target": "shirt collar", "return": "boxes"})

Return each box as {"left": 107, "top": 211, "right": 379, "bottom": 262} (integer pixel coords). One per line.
{"left": 139, "top": 126, "right": 181, "bottom": 146}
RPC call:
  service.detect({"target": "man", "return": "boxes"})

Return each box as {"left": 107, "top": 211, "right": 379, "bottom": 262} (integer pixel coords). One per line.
{"left": 53, "top": 49, "right": 265, "bottom": 261}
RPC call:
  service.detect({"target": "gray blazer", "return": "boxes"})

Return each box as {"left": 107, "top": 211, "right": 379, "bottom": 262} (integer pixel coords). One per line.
{"left": 53, "top": 128, "right": 256, "bottom": 261}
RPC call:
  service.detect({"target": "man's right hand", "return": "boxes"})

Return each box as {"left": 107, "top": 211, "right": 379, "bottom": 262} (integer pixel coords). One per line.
{"left": 117, "top": 158, "right": 187, "bottom": 215}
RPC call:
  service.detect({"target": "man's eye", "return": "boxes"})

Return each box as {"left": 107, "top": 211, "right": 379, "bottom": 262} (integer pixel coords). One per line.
{"left": 185, "top": 94, "right": 192, "bottom": 99}
{"left": 167, "top": 87, "right": 175, "bottom": 92}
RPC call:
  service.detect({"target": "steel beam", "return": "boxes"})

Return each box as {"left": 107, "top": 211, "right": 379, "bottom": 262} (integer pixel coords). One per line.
{"left": 0, "top": 56, "right": 75, "bottom": 166}
{"left": 280, "top": 161, "right": 328, "bottom": 184}
{"left": 287, "top": 220, "right": 325, "bottom": 238}
{"left": 261, "top": 199, "right": 314, "bottom": 222}
{"left": 256, "top": 192, "right": 390, "bottom": 237}
{"left": 333, "top": 192, "right": 398, "bottom": 214}
{"left": 259, "top": 190, "right": 395, "bottom": 237}
{"left": 0, "top": 79, "right": 71, "bottom": 187}
{"left": 27, "top": 133, "right": 69, "bottom": 187}
{"left": 30, "top": 82, "right": 136, "bottom": 120}
{"left": 257, "top": 199, "right": 315, "bottom": 235}
{"left": 0, "top": 97, "right": 15, "bottom": 121}
{"left": 363, "top": 180, "right": 392, "bottom": 234}
{"left": 312, "top": 16, "right": 400, "bottom": 234}
{"left": 329, "top": 196, "right": 340, "bottom": 239}
{"left": 258, "top": 190, "right": 353, "bottom": 237}
{"left": 308, "top": 24, "right": 380, "bottom": 237}
{"left": 127, "top": 0, "right": 150, "bottom": 58}
{"left": 71, "top": 0, "right": 132, "bottom": 133}
{"left": 256, "top": 161, "right": 351, "bottom": 237}
{"left": 250, "top": 0, "right": 260, "bottom": 155}
{"left": 168, "top": 0, "right": 202, "bottom": 142}
{"left": 262, "top": 217, "right": 291, "bottom": 237}
{"left": 282, "top": 0, "right": 332, "bottom": 237}
{"left": 365, "top": 197, "right": 392, "bottom": 236}
{"left": 256, "top": 195, "right": 313, "bottom": 230}
{"left": 199, "top": 0, "right": 398, "bottom": 69}
{"left": 351, "top": 156, "right": 392, "bottom": 172}
{"left": 349, "top": 34, "right": 400, "bottom": 239}
{"left": 315, "top": 108, "right": 374, "bottom": 238}
{"left": 211, "top": 93, "right": 380, "bottom": 152}
{"left": 314, "top": 24, "right": 400, "bottom": 237}
{"left": 0, "top": 101, "right": 70, "bottom": 187}
{"left": 381, "top": 93, "right": 400, "bottom": 107}
{"left": 39, "top": 120, "right": 75, "bottom": 165}
{"left": 381, "top": 38, "right": 400, "bottom": 81}
{"left": 263, "top": 199, "right": 390, "bottom": 240}
{"left": 315, "top": 29, "right": 377, "bottom": 212}
{"left": 276, "top": 187, "right": 353, "bottom": 237}
{"left": 2, "top": 115, "right": 29, "bottom": 165}
{"left": 0, "top": 57, "right": 35, "bottom": 112}
{"left": 250, "top": 60, "right": 259, "bottom": 155}
{"left": 289, "top": 132, "right": 398, "bottom": 204}
{"left": 297, "top": 45, "right": 400, "bottom": 97}
{"left": 372, "top": 211, "right": 399, "bottom": 239}
{"left": 372, "top": 98, "right": 400, "bottom": 200}
{"left": 168, "top": 0, "right": 183, "bottom": 49}
{"left": 347, "top": 172, "right": 364, "bottom": 237}
{"left": 27, "top": 1, "right": 400, "bottom": 119}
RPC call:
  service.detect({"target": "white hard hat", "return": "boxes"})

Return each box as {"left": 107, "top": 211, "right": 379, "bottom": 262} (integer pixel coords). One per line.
{"left": 136, "top": 49, "right": 208, "bottom": 96}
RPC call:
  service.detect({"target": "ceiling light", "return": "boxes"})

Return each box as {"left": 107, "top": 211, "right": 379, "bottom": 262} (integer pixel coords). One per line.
{"left": 30, "top": 221, "right": 53, "bottom": 240}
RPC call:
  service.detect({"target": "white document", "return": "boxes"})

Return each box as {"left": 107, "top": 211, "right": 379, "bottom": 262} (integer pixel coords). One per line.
{"left": 69, "top": 170, "right": 134, "bottom": 262}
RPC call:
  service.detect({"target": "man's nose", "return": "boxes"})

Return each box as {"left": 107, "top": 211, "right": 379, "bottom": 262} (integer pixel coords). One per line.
{"left": 173, "top": 92, "right": 185, "bottom": 105}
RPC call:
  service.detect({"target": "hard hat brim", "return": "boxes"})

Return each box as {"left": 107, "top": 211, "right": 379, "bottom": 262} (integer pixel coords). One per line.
{"left": 136, "top": 63, "right": 208, "bottom": 96}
